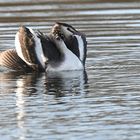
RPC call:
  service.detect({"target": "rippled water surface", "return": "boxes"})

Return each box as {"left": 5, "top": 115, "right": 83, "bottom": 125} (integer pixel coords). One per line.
{"left": 0, "top": 0, "right": 140, "bottom": 140}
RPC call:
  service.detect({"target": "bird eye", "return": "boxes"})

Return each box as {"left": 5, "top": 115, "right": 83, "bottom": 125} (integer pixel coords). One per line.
{"left": 67, "top": 27, "right": 76, "bottom": 34}
{"left": 67, "top": 27, "right": 70, "bottom": 31}
{"left": 67, "top": 27, "right": 73, "bottom": 33}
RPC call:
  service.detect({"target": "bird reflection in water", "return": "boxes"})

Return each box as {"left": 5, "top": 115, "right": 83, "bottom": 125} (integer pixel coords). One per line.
{"left": 0, "top": 70, "right": 88, "bottom": 97}
{"left": 0, "top": 70, "right": 88, "bottom": 139}
{"left": 45, "top": 71, "right": 88, "bottom": 97}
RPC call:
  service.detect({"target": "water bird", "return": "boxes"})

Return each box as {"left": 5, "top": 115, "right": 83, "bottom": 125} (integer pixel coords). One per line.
{"left": 0, "top": 23, "right": 87, "bottom": 72}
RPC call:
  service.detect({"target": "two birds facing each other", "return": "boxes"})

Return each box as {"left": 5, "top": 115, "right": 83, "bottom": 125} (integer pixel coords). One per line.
{"left": 0, "top": 22, "right": 87, "bottom": 72}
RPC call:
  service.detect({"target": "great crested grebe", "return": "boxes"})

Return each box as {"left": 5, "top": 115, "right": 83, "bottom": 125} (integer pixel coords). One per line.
{"left": 46, "top": 22, "right": 87, "bottom": 71}
{"left": 0, "top": 23, "right": 87, "bottom": 72}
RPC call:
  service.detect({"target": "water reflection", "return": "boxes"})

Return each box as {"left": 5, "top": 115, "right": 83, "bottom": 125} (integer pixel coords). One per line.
{"left": 45, "top": 71, "right": 88, "bottom": 97}
{"left": 9, "top": 70, "right": 88, "bottom": 139}
{"left": 0, "top": 71, "right": 39, "bottom": 95}
{"left": 0, "top": 69, "right": 88, "bottom": 96}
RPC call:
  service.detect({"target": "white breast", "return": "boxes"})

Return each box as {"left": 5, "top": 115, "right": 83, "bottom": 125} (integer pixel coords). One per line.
{"left": 46, "top": 39, "right": 83, "bottom": 72}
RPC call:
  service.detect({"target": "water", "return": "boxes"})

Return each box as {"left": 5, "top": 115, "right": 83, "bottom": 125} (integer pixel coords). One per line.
{"left": 0, "top": 0, "right": 140, "bottom": 140}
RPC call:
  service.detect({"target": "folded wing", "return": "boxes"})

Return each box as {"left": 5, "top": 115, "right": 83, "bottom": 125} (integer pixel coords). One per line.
{"left": 0, "top": 49, "right": 33, "bottom": 72}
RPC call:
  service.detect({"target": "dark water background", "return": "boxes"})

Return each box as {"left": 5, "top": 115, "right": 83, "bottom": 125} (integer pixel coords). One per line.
{"left": 0, "top": 0, "right": 140, "bottom": 140}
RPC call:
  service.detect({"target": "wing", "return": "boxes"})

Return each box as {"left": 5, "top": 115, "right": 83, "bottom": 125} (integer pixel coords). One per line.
{"left": 0, "top": 49, "right": 33, "bottom": 72}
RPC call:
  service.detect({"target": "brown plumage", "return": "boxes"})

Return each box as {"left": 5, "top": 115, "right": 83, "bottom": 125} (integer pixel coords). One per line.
{"left": 17, "top": 26, "right": 38, "bottom": 70}
{"left": 0, "top": 49, "right": 33, "bottom": 72}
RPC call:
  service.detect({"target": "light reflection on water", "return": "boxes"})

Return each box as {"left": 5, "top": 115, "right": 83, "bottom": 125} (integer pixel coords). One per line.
{"left": 0, "top": 0, "right": 140, "bottom": 140}
{"left": 0, "top": 71, "right": 88, "bottom": 139}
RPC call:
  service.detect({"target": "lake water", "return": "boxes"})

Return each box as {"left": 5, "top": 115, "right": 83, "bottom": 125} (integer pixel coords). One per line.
{"left": 0, "top": 0, "right": 140, "bottom": 140}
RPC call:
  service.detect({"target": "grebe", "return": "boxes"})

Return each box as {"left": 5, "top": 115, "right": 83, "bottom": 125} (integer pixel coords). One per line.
{"left": 46, "top": 22, "right": 87, "bottom": 71}
{"left": 0, "top": 23, "right": 87, "bottom": 72}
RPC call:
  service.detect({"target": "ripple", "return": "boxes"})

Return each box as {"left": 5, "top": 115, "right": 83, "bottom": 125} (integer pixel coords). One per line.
{"left": 0, "top": 1, "right": 140, "bottom": 140}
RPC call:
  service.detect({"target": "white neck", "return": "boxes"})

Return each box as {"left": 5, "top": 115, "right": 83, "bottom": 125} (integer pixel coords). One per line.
{"left": 15, "top": 28, "right": 47, "bottom": 69}
{"left": 15, "top": 32, "right": 32, "bottom": 66}
{"left": 74, "top": 35, "right": 85, "bottom": 62}
{"left": 29, "top": 28, "right": 47, "bottom": 69}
